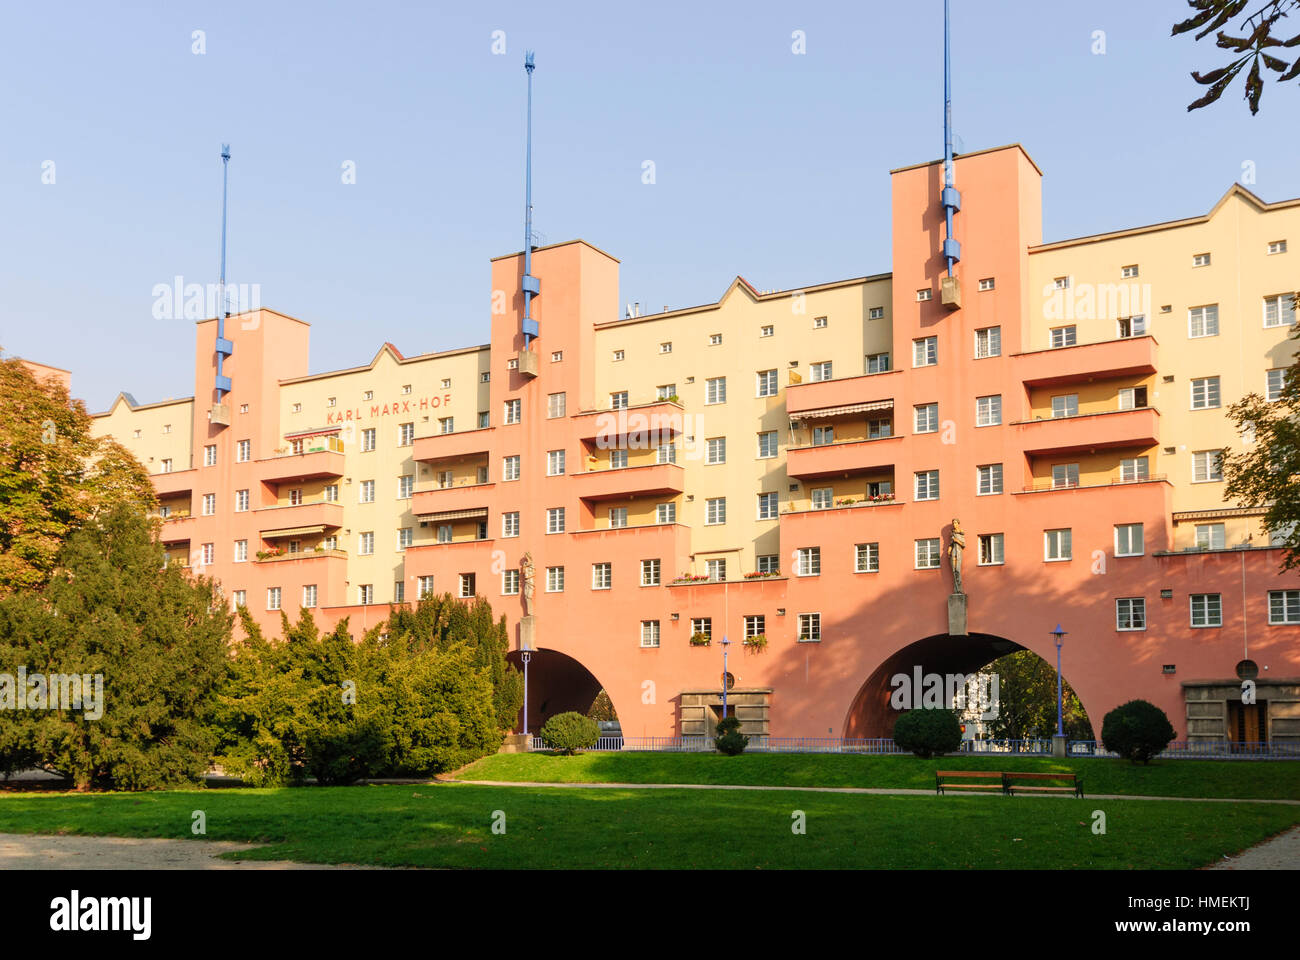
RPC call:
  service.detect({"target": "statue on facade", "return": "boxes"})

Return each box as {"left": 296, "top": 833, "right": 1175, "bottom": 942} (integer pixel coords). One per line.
{"left": 521, "top": 551, "right": 535, "bottom": 616}
{"left": 949, "top": 519, "right": 965, "bottom": 595}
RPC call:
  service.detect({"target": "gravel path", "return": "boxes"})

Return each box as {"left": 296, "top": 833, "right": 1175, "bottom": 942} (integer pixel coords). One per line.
{"left": 1207, "top": 825, "right": 1300, "bottom": 870}
{"left": 0, "top": 833, "right": 385, "bottom": 870}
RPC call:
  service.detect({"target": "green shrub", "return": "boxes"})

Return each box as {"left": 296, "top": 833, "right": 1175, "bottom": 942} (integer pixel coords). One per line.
{"left": 713, "top": 715, "right": 749, "bottom": 755}
{"left": 1101, "top": 699, "right": 1176, "bottom": 764}
{"left": 892, "top": 709, "right": 963, "bottom": 758}
{"left": 539, "top": 712, "right": 600, "bottom": 754}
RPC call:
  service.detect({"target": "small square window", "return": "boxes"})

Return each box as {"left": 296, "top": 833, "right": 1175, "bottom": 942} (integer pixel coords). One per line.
{"left": 709, "top": 333, "right": 723, "bottom": 345}
{"left": 868, "top": 306, "right": 885, "bottom": 320}
{"left": 978, "top": 277, "right": 995, "bottom": 291}
{"left": 916, "top": 288, "right": 933, "bottom": 302}
{"left": 760, "top": 325, "right": 774, "bottom": 337}
{"left": 551, "top": 351, "right": 563, "bottom": 362}
{"left": 1121, "top": 265, "right": 1139, "bottom": 279}
{"left": 813, "top": 316, "right": 828, "bottom": 329}
{"left": 1193, "top": 252, "right": 1211, "bottom": 267}
{"left": 1267, "top": 240, "right": 1287, "bottom": 255}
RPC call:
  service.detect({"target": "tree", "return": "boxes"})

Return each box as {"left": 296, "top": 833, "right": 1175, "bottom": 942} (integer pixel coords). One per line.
{"left": 1101, "top": 700, "right": 1177, "bottom": 764}
{"left": 1174, "top": 1, "right": 1300, "bottom": 115}
{"left": 0, "top": 504, "right": 231, "bottom": 789}
{"left": 0, "top": 355, "right": 154, "bottom": 596}
{"left": 586, "top": 689, "right": 617, "bottom": 722}
{"left": 1223, "top": 310, "right": 1300, "bottom": 569}
{"left": 983, "top": 650, "right": 1092, "bottom": 741}
{"left": 539, "top": 711, "right": 600, "bottom": 755}
{"left": 892, "top": 709, "right": 962, "bottom": 758}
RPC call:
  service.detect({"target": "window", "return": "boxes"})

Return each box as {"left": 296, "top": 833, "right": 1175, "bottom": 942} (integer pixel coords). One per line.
{"left": 499, "top": 512, "right": 519, "bottom": 538}
{"left": 1051, "top": 463, "right": 1079, "bottom": 489}
{"left": 812, "top": 425, "right": 834, "bottom": 446}
{"left": 1115, "top": 523, "right": 1144, "bottom": 557}
{"left": 204, "top": 444, "right": 217, "bottom": 466}
{"left": 978, "top": 533, "right": 1004, "bottom": 565}
{"left": 504, "top": 399, "right": 521, "bottom": 424}
{"left": 201, "top": 542, "right": 214, "bottom": 565}
{"left": 977, "top": 464, "right": 1003, "bottom": 496}
{"left": 974, "top": 326, "right": 1001, "bottom": 358}
{"left": 1191, "top": 594, "right": 1222, "bottom": 628}
{"left": 240, "top": 404, "right": 250, "bottom": 414}
{"left": 916, "top": 288, "right": 933, "bottom": 302}
{"left": 657, "top": 384, "right": 677, "bottom": 401}
{"left": 976, "top": 395, "right": 1002, "bottom": 427}
{"left": 503, "top": 455, "right": 520, "bottom": 481}
{"left": 359, "top": 531, "right": 374, "bottom": 555}
{"left": 1051, "top": 394, "right": 1079, "bottom": 418}
{"left": 797, "top": 613, "right": 821, "bottom": 642}
{"left": 439, "top": 378, "right": 451, "bottom": 390}
{"left": 267, "top": 587, "right": 281, "bottom": 611}
{"left": 1267, "top": 368, "right": 1289, "bottom": 401}
{"left": 302, "top": 584, "right": 317, "bottom": 608}
{"left": 811, "top": 487, "right": 833, "bottom": 510}
{"left": 855, "top": 542, "right": 880, "bottom": 573}
{"left": 436, "top": 524, "right": 453, "bottom": 544}
{"left": 709, "top": 333, "right": 723, "bottom": 345}
{"left": 233, "top": 536, "right": 250, "bottom": 562}
{"left": 744, "top": 615, "right": 765, "bottom": 639}
{"left": 796, "top": 547, "right": 820, "bottom": 577}
{"left": 810, "top": 361, "right": 832, "bottom": 382}
{"left": 231, "top": 590, "right": 247, "bottom": 609}
{"left": 760, "top": 325, "right": 774, "bottom": 337}
{"left": 641, "top": 559, "right": 661, "bottom": 586}
{"left": 868, "top": 418, "right": 891, "bottom": 439}
{"left": 612, "top": 350, "right": 625, "bottom": 362}
{"left": 237, "top": 439, "right": 250, "bottom": 462}
{"left": 691, "top": 617, "right": 712, "bottom": 639}
{"left": 235, "top": 489, "right": 249, "bottom": 512}
{"left": 757, "top": 431, "right": 778, "bottom": 458}
{"left": 1044, "top": 528, "right": 1073, "bottom": 561}
{"left": 396, "top": 527, "right": 413, "bottom": 551}
{"left": 757, "top": 554, "right": 779, "bottom": 574}
{"left": 705, "top": 377, "right": 727, "bottom": 404}
{"left": 290, "top": 439, "right": 304, "bottom": 456}
{"left": 1117, "top": 315, "right": 1147, "bottom": 338}
{"left": 978, "top": 277, "right": 995, "bottom": 291}
{"left": 1268, "top": 590, "right": 1300, "bottom": 624}
{"left": 547, "top": 449, "right": 566, "bottom": 476}
{"left": 869, "top": 306, "right": 885, "bottom": 320}
{"left": 866, "top": 352, "right": 890, "bottom": 373}
{"left": 1050, "top": 326, "right": 1077, "bottom": 349}
{"left": 1268, "top": 240, "right": 1288, "bottom": 255}
{"left": 162, "top": 424, "right": 171, "bottom": 434}
{"left": 417, "top": 575, "right": 435, "bottom": 599}
{"left": 361, "top": 428, "right": 375, "bottom": 451}
{"left": 202, "top": 493, "right": 216, "bottom": 516}
{"left": 659, "top": 341, "right": 673, "bottom": 354}
{"left": 399, "top": 422, "right": 415, "bottom": 445}
{"left": 507, "top": 359, "right": 518, "bottom": 370}
{"left": 914, "top": 470, "right": 940, "bottom": 501}
{"left": 1189, "top": 304, "right": 1219, "bottom": 338}
{"left": 327, "top": 397, "right": 336, "bottom": 408}
{"left": 1119, "top": 457, "right": 1149, "bottom": 482}
{"left": 609, "top": 449, "right": 629, "bottom": 469}
{"left": 323, "top": 535, "right": 337, "bottom": 550}
{"left": 914, "top": 403, "right": 938, "bottom": 433}
{"left": 592, "top": 563, "right": 612, "bottom": 590}
{"left": 360, "top": 479, "right": 375, "bottom": 503}
{"left": 657, "top": 443, "right": 677, "bottom": 464}
{"left": 757, "top": 491, "right": 778, "bottom": 520}
{"left": 705, "top": 498, "right": 726, "bottom": 525}
{"left": 1116, "top": 598, "right": 1146, "bottom": 630}
{"left": 1121, "top": 264, "right": 1139, "bottom": 278}
{"left": 756, "top": 369, "right": 778, "bottom": 397}
{"left": 1118, "top": 386, "right": 1148, "bottom": 410}
{"left": 288, "top": 488, "right": 303, "bottom": 506}
{"left": 1195, "top": 523, "right": 1226, "bottom": 550}
{"left": 502, "top": 569, "right": 520, "bottom": 595}
{"left": 398, "top": 475, "right": 413, "bottom": 499}
{"left": 706, "top": 437, "right": 726, "bottom": 465}
{"left": 547, "top": 508, "right": 566, "bottom": 534}
{"left": 546, "top": 566, "right": 564, "bottom": 592}
{"left": 707, "top": 559, "right": 727, "bottom": 582}
{"left": 393, "top": 581, "right": 405, "bottom": 603}
{"left": 547, "top": 392, "right": 566, "bottom": 418}
{"left": 1193, "top": 252, "right": 1211, "bottom": 267}
{"left": 161, "top": 459, "right": 172, "bottom": 473}
{"left": 1263, "top": 293, "right": 1296, "bottom": 328}
{"left": 1190, "top": 377, "right": 1221, "bottom": 409}
{"left": 1192, "top": 449, "right": 1223, "bottom": 483}
{"left": 640, "top": 620, "right": 661, "bottom": 648}
{"left": 1054, "top": 276, "right": 1071, "bottom": 290}
{"left": 459, "top": 573, "right": 476, "bottom": 598}
{"left": 813, "top": 316, "right": 828, "bottom": 329}
{"left": 915, "top": 538, "right": 941, "bottom": 569}
{"left": 912, "top": 337, "right": 937, "bottom": 367}
{"left": 657, "top": 502, "right": 677, "bottom": 524}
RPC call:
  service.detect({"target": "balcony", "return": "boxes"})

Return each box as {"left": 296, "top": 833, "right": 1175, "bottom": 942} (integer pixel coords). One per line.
{"left": 570, "top": 521, "right": 693, "bottom": 568}
{"left": 413, "top": 427, "right": 494, "bottom": 463}
{"left": 151, "top": 468, "right": 197, "bottom": 497}
{"left": 253, "top": 500, "right": 344, "bottom": 537}
{"left": 254, "top": 547, "right": 348, "bottom": 564}
{"left": 786, "top": 371, "right": 899, "bottom": 417}
{"left": 1014, "top": 407, "right": 1160, "bottom": 456}
{"left": 785, "top": 436, "right": 902, "bottom": 481}
{"left": 572, "top": 462, "right": 685, "bottom": 501}
{"left": 157, "top": 514, "right": 197, "bottom": 543}
{"left": 1014, "top": 335, "right": 1158, "bottom": 388}
{"left": 256, "top": 449, "right": 345, "bottom": 483}
{"left": 412, "top": 481, "right": 495, "bottom": 520}
{"left": 572, "top": 401, "right": 685, "bottom": 444}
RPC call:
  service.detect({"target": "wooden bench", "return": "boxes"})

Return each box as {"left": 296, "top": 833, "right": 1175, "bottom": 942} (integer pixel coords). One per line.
{"left": 935, "top": 770, "right": 1006, "bottom": 795}
{"left": 1002, "top": 771, "right": 1083, "bottom": 798}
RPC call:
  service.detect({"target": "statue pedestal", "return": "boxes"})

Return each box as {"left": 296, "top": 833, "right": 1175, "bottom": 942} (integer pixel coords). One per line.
{"left": 518, "top": 615, "right": 535, "bottom": 651}
{"left": 1051, "top": 734, "right": 1067, "bottom": 758}
{"left": 947, "top": 594, "right": 968, "bottom": 636}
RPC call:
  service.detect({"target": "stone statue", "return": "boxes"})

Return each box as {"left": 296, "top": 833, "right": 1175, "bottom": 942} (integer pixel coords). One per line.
{"left": 521, "top": 551, "right": 535, "bottom": 616}
{"left": 949, "top": 519, "right": 965, "bottom": 595}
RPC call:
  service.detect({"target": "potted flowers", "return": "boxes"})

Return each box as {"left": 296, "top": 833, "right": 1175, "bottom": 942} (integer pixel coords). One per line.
{"left": 742, "top": 633, "right": 768, "bottom": 651}
{"left": 689, "top": 632, "right": 711, "bottom": 647}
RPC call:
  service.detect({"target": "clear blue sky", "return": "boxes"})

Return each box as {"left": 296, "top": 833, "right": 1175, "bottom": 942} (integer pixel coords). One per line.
{"left": 2, "top": 0, "right": 1297, "bottom": 411}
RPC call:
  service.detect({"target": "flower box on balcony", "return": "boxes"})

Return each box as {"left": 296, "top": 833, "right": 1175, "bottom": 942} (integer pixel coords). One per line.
{"left": 742, "top": 634, "right": 768, "bottom": 650}
{"left": 689, "top": 632, "right": 711, "bottom": 647}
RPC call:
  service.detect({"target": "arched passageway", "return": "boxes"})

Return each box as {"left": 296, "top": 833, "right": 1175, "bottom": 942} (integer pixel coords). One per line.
{"left": 506, "top": 647, "right": 611, "bottom": 734}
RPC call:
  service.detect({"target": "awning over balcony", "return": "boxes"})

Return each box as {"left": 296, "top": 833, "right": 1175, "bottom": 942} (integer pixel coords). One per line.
{"left": 263, "top": 524, "right": 327, "bottom": 539}
{"left": 284, "top": 425, "right": 342, "bottom": 439}
{"left": 790, "top": 400, "right": 893, "bottom": 420}
{"left": 415, "top": 507, "right": 489, "bottom": 522}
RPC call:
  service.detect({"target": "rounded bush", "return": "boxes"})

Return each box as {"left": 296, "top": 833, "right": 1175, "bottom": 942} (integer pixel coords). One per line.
{"left": 713, "top": 715, "right": 749, "bottom": 755}
{"left": 892, "top": 709, "right": 963, "bottom": 758}
{"left": 1101, "top": 699, "right": 1175, "bottom": 764}
{"left": 539, "top": 711, "right": 601, "bottom": 755}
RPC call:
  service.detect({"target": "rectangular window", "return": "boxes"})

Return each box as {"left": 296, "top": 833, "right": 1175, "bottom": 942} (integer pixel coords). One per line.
{"left": 869, "top": 306, "right": 885, "bottom": 320}
{"left": 810, "top": 361, "right": 832, "bottom": 382}
{"left": 161, "top": 459, "right": 172, "bottom": 473}
{"left": 437, "top": 416, "right": 454, "bottom": 435}
{"left": 1193, "top": 252, "right": 1211, "bottom": 267}
{"left": 757, "top": 491, "right": 778, "bottom": 520}
{"left": 397, "top": 527, "right": 413, "bottom": 550}
{"left": 757, "top": 554, "right": 779, "bottom": 574}
{"left": 1054, "top": 276, "right": 1071, "bottom": 290}
{"left": 914, "top": 470, "right": 940, "bottom": 501}
{"left": 1052, "top": 463, "right": 1080, "bottom": 488}
{"left": 914, "top": 403, "right": 938, "bottom": 433}
{"left": 398, "top": 475, "right": 414, "bottom": 499}
{"left": 1190, "top": 377, "right": 1221, "bottom": 409}
{"left": 1192, "top": 450, "right": 1223, "bottom": 483}
{"left": 756, "top": 369, "right": 778, "bottom": 397}
{"left": 360, "top": 479, "right": 375, "bottom": 503}
{"left": 302, "top": 584, "right": 317, "bottom": 608}
{"left": 394, "top": 582, "right": 405, "bottom": 604}
{"left": 502, "top": 512, "right": 520, "bottom": 537}
{"left": 1190, "top": 593, "right": 1222, "bottom": 628}
{"left": 797, "top": 613, "right": 821, "bottom": 642}
{"left": 1115, "top": 523, "right": 1144, "bottom": 557}
{"left": 436, "top": 524, "right": 453, "bottom": 544}
{"left": 912, "top": 337, "right": 938, "bottom": 367}
{"left": 976, "top": 395, "right": 1002, "bottom": 427}
{"left": 812, "top": 425, "right": 834, "bottom": 446}
{"left": 855, "top": 542, "right": 880, "bottom": 573}
{"left": 709, "top": 333, "right": 723, "bottom": 345}
{"left": 1121, "top": 264, "right": 1139, "bottom": 279}
{"left": 547, "top": 449, "right": 566, "bottom": 476}
{"left": 744, "top": 615, "right": 765, "bottom": 639}
{"left": 288, "top": 488, "right": 303, "bottom": 506}
{"left": 362, "top": 428, "right": 376, "bottom": 451}
{"left": 235, "top": 489, "right": 249, "bottom": 512}
{"left": 640, "top": 620, "right": 661, "bottom": 648}
{"left": 813, "top": 316, "right": 828, "bottom": 329}
{"left": 608, "top": 507, "right": 628, "bottom": 529}
{"left": 1268, "top": 590, "right": 1300, "bottom": 624}
{"left": 1267, "top": 368, "right": 1288, "bottom": 401}
{"left": 459, "top": 574, "right": 475, "bottom": 599}
{"left": 796, "top": 547, "right": 821, "bottom": 576}
{"left": 706, "top": 437, "right": 727, "bottom": 464}
{"left": 1117, "top": 315, "right": 1147, "bottom": 338}
{"left": 546, "top": 566, "right": 565, "bottom": 592}
{"left": 1045, "top": 528, "right": 1073, "bottom": 561}
{"left": 234, "top": 539, "right": 248, "bottom": 562}
{"left": 201, "top": 542, "right": 214, "bottom": 565}
{"left": 236, "top": 439, "right": 250, "bottom": 462}
{"left": 548, "top": 392, "right": 567, "bottom": 418}
{"left": 657, "top": 384, "right": 677, "bottom": 401}
{"left": 868, "top": 418, "right": 892, "bottom": 439}
{"left": 592, "top": 563, "right": 612, "bottom": 590}
{"left": 760, "top": 325, "right": 774, "bottom": 337}
{"left": 290, "top": 439, "right": 304, "bottom": 456}
{"left": 1051, "top": 394, "right": 1079, "bottom": 418}
{"left": 503, "top": 455, "right": 520, "bottom": 481}
{"left": 916, "top": 288, "right": 933, "bottom": 302}
{"left": 204, "top": 444, "right": 217, "bottom": 466}
{"left": 811, "top": 487, "right": 833, "bottom": 510}
{"left": 915, "top": 538, "right": 941, "bottom": 569}
{"left": 656, "top": 443, "right": 677, "bottom": 464}
{"left": 978, "top": 277, "right": 996, "bottom": 291}
{"left": 640, "top": 559, "right": 661, "bottom": 586}
{"left": 1118, "top": 386, "right": 1148, "bottom": 410}
{"left": 502, "top": 569, "right": 520, "bottom": 596}
{"left": 1117, "top": 598, "right": 1146, "bottom": 631}
{"left": 504, "top": 399, "right": 521, "bottom": 424}
{"left": 609, "top": 448, "right": 629, "bottom": 469}
{"left": 478, "top": 411, "right": 490, "bottom": 429}
{"left": 1195, "top": 523, "right": 1226, "bottom": 550}
{"left": 1050, "top": 326, "right": 1077, "bottom": 349}
{"left": 707, "top": 558, "right": 727, "bottom": 582}
{"left": 399, "top": 422, "right": 415, "bottom": 445}
{"left": 267, "top": 587, "right": 281, "bottom": 611}
{"left": 1263, "top": 293, "right": 1296, "bottom": 328}
{"left": 866, "top": 352, "right": 890, "bottom": 373}
{"left": 691, "top": 617, "right": 712, "bottom": 639}
{"left": 609, "top": 391, "right": 629, "bottom": 410}
{"left": 657, "top": 502, "right": 677, "bottom": 524}
{"left": 359, "top": 531, "right": 374, "bottom": 555}
{"left": 547, "top": 507, "right": 566, "bottom": 534}
{"left": 974, "top": 326, "right": 1001, "bottom": 358}
{"left": 1189, "top": 304, "right": 1220, "bottom": 338}
{"left": 1119, "top": 456, "right": 1150, "bottom": 482}
{"left": 977, "top": 463, "right": 1003, "bottom": 495}
{"left": 978, "top": 533, "right": 1004, "bottom": 565}
{"left": 705, "top": 498, "right": 726, "bottom": 525}
{"left": 706, "top": 377, "right": 727, "bottom": 404}
{"left": 660, "top": 342, "right": 673, "bottom": 354}
{"left": 1268, "top": 240, "right": 1288, "bottom": 255}
{"left": 417, "top": 575, "right": 435, "bottom": 599}
{"left": 202, "top": 493, "right": 216, "bottom": 516}
{"left": 757, "top": 431, "right": 778, "bottom": 458}
{"left": 232, "top": 590, "right": 247, "bottom": 609}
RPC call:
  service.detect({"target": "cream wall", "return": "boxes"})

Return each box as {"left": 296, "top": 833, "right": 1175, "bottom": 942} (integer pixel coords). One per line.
{"left": 92, "top": 396, "right": 195, "bottom": 475}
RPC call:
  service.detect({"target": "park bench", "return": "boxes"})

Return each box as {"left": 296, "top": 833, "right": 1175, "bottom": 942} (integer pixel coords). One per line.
{"left": 935, "top": 770, "right": 1006, "bottom": 795}
{"left": 1002, "top": 771, "right": 1083, "bottom": 798}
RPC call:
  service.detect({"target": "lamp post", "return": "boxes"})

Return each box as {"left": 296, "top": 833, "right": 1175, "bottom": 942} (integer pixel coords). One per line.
{"left": 720, "top": 635, "right": 731, "bottom": 719}
{"left": 521, "top": 649, "right": 532, "bottom": 738}
{"left": 1051, "top": 624, "right": 1067, "bottom": 756}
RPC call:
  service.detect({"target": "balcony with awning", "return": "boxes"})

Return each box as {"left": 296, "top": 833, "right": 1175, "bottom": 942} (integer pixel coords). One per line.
{"left": 253, "top": 500, "right": 344, "bottom": 538}
{"left": 412, "top": 481, "right": 495, "bottom": 521}
{"left": 786, "top": 370, "right": 899, "bottom": 417}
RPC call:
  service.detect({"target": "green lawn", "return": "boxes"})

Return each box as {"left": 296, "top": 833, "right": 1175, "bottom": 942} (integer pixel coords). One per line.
{"left": 0, "top": 783, "right": 1296, "bottom": 869}
{"left": 458, "top": 751, "right": 1300, "bottom": 800}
